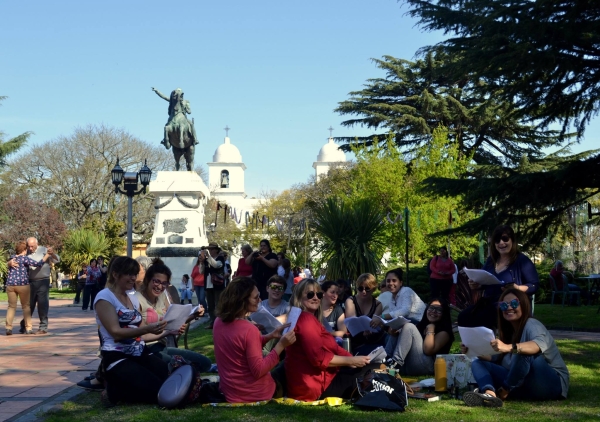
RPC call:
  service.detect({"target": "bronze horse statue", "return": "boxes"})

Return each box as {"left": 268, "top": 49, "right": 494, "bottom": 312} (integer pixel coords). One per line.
{"left": 152, "top": 87, "right": 198, "bottom": 171}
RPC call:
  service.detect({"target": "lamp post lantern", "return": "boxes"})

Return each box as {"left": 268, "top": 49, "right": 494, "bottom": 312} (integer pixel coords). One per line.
{"left": 111, "top": 158, "right": 152, "bottom": 257}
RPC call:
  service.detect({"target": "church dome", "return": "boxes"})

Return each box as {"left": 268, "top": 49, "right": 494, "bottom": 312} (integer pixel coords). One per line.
{"left": 213, "top": 137, "right": 242, "bottom": 163}
{"left": 316, "top": 138, "right": 346, "bottom": 163}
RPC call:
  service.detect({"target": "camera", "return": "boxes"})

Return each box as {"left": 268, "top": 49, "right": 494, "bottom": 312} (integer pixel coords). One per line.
{"left": 253, "top": 252, "right": 260, "bottom": 258}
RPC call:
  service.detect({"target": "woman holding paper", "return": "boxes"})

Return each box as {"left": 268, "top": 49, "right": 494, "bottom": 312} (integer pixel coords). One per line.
{"left": 344, "top": 273, "right": 384, "bottom": 354}
{"left": 462, "top": 288, "right": 569, "bottom": 407}
{"left": 285, "top": 279, "right": 374, "bottom": 401}
{"left": 459, "top": 225, "right": 540, "bottom": 330}
{"left": 135, "top": 258, "right": 212, "bottom": 371}
{"left": 94, "top": 256, "right": 169, "bottom": 405}
{"left": 386, "top": 298, "right": 454, "bottom": 374}
{"left": 213, "top": 277, "right": 296, "bottom": 403}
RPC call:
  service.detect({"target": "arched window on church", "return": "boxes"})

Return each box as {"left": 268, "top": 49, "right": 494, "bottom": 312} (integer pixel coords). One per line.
{"left": 220, "top": 170, "right": 230, "bottom": 188}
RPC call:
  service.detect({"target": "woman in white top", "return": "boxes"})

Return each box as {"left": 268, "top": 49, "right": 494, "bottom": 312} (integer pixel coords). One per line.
{"left": 94, "top": 256, "right": 169, "bottom": 406}
{"left": 371, "top": 268, "right": 426, "bottom": 359}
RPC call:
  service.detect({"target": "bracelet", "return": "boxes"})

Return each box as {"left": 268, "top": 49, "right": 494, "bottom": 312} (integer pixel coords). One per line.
{"left": 426, "top": 331, "right": 435, "bottom": 335}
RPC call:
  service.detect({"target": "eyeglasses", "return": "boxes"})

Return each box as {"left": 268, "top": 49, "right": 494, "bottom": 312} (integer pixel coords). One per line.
{"left": 357, "top": 286, "right": 371, "bottom": 293}
{"left": 151, "top": 278, "right": 169, "bottom": 288}
{"left": 498, "top": 298, "right": 520, "bottom": 311}
{"left": 428, "top": 305, "right": 443, "bottom": 314}
{"left": 495, "top": 235, "right": 511, "bottom": 244}
{"left": 305, "top": 291, "right": 324, "bottom": 300}
{"left": 268, "top": 284, "right": 284, "bottom": 292}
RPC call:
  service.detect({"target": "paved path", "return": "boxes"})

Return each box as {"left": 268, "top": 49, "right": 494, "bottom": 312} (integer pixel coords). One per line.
{"left": 0, "top": 300, "right": 99, "bottom": 422}
{"left": 0, "top": 300, "right": 598, "bottom": 422}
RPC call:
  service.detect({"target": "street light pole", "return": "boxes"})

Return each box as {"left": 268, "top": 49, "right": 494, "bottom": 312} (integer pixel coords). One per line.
{"left": 111, "top": 158, "right": 152, "bottom": 257}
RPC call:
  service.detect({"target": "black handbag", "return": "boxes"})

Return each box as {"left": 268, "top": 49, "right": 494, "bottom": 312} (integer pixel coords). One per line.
{"left": 352, "top": 370, "right": 410, "bottom": 412}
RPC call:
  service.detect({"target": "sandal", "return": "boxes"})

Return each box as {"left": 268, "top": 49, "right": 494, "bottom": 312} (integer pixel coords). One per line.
{"left": 463, "top": 390, "right": 503, "bottom": 408}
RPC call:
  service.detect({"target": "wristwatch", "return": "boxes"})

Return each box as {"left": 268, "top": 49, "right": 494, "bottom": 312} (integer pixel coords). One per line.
{"left": 511, "top": 343, "right": 519, "bottom": 354}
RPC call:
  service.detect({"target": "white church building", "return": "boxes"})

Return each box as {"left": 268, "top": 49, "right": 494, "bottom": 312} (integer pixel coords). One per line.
{"left": 207, "top": 132, "right": 347, "bottom": 214}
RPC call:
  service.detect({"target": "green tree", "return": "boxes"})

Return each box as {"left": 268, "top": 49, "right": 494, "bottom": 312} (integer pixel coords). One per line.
{"left": 0, "top": 96, "right": 30, "bottom": 168}
{"left": 60, "top": 228, "right": 110, "bottom": 276}
{"left": 335, "top": 53, "right": 563, "bottom": 165}
{"left": 313, "top": 197, "right": 386, "bottom": 281}
{"left": 404, "top": 0, "right": 600, "bottom": 137}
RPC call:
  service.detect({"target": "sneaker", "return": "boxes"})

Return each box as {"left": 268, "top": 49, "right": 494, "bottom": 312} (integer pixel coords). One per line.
{"left": 77, "top": 379, "right": 104, "bottom": 391}
{"left": 25, "top": 330, "right": 33, "bottom": 334}
{"left": 35, "top": 330, "right": 48, "bottom": 335}
{"left": 6, "top": 330, "right": 12, "bottom": 336}
{"left": 385, "top": 357, "right": 399, "bottom": 369}
{"left": 463, "top": 391, "right": 503, "bottom": 407}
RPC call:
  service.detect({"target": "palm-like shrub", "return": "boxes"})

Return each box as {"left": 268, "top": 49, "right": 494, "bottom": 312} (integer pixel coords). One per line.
{"left": 61, "top": 229, "right": 110, "bottom": 277}
{"left": 313, "top": 197, "right": 386, "bottom": 282}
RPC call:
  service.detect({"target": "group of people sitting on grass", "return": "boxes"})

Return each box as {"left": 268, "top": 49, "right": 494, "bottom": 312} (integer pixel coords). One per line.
{"left": 88, "top": 225, "right": 569, "bottom": 408}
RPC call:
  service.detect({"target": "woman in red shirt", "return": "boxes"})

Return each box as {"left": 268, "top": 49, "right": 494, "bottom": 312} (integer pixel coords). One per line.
{"left": 190, "top": 253, "right": 207, "bottom": 311}
{"left": 235, "top": 244, "right": 253, "bottom": 277}
{"left": 285, "top": 279, "right": 372, "bottom": 401}
{"left": 429, "top": 246, "right": 456, "bottom": 303}
{"left": 213, "top": 277, "right": 296, "bottom": 403}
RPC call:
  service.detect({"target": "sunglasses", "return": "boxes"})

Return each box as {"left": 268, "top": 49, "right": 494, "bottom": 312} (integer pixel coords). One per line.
{"left": 357, "top": 286, "right": 371, "bottom": 293}
{"left": 268, "top": 284, "right": 284, "bottom": 292}
{"left": 151, "top": 278, "right": 169, "bottom": 288}
{"left": 427, "top": 305, "right": 443, "bottom": 314}
{"left": 495, "top": 234, "right": 511, "bottom": 244}
{"left": 305, "top": 291, "right": 324, "bottom": 300}
{"left": 498, "top": 298, "right": 520, "bottom": 312}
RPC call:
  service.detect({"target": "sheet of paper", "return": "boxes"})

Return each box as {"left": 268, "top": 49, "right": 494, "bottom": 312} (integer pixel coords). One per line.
{"left": 344, "top": 315, "right": 380, "bottom": 336}
{"left": 373, "top": 315, "right": 410, "bottom": 330}
{"left": 458, "top": 326, "right": 501, "bottom": 358}
{"left": 464, "top": 269, "right": 502, "bottom": 285}
{"left": 250, "top": 307, "right": 282, "bottom": 333}
{"left": 283, "top": 306, "right": 302, "bottom": 334}
{"left": 367, "top": 345, "right": 386, "bottom": 362}
{"left": 162, "top": 304, "right": 193, "bottom": 331}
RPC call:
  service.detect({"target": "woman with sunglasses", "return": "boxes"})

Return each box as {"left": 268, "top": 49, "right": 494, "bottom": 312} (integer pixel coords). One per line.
{"left": 321, "top": 281, "right": 347, "bottom": 338}
{"left": 458, "top": 225, "right": 540, "bottom": 330}
{"left": 386, "top": 298, "right": 454, "bottom": 374}
{"left": 462, "top": 288, "right": 569, "bottom": 407}
{"left": 344, "top": 273, "right": 384, "bottom": 354}
{"left": 134, "top": 258, "right": 212, "bottom": 371}
{"left": 285, "top": 279, "right": 373, "bottom": 401}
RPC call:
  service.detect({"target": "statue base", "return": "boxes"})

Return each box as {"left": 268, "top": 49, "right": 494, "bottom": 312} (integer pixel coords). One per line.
{"left": 146, "top": 171, "right": 210, "bottom": 291}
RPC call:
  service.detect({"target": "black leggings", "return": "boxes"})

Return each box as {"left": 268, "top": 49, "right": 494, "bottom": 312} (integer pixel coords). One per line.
{"left": 103, "top": 352, "right": 169, "bottom": 404}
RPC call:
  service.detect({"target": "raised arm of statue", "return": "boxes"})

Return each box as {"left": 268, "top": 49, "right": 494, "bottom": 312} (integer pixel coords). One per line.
{"left": 152, "top": 87, "right": 169, "bottom": 102}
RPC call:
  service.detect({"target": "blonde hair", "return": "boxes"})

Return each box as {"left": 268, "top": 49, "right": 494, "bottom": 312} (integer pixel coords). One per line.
{"left": 291, "top": 279, "right": 323, "bottom": 321}
{"left": 356, "top": 273, "right": 377, "bottom": 290}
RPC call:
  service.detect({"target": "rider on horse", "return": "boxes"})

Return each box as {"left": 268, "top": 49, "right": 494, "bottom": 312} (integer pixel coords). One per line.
{"left": 152, "top": 87, "right": 199, "bottom": 149}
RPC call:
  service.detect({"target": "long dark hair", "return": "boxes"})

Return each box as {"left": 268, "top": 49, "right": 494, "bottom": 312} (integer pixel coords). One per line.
{"left": 416, "top": 297, "right": 454, "bottom": 343}
{"left": 498, "top": 288, "right": 532, "bottom": 344}
{"left": 217, "top": 277, "right": 256, "bottom": 322}
{"left": 282, "top": 258, "right": 292, "bottom": 279}
{"left": 490, "top": 225, "right": 518, "bottom": 265}
{"left": 141, "top": 258, "right": 172, "bottom": 292}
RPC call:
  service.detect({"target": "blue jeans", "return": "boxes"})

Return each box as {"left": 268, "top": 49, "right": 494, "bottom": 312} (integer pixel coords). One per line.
{"left": 194, "top": 285, "right": 207, "bottom": 310}
{"left": 471, "top": 354, "right": 562, "bottom": 400}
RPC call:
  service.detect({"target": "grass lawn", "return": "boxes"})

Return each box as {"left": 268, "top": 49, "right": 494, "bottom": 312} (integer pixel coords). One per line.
{"left": 43, "top": 323, "right": 600, "bottom": 422}
{"left": 0, "top": 288, "right": 76, "bottom": 302}
{"left": 534, "top": 304, "right": 600, "bottom": 331}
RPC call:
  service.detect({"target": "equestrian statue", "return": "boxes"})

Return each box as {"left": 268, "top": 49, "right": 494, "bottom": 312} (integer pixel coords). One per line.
{"left": 152, "top": 87, "right": 199, "bottom": 171}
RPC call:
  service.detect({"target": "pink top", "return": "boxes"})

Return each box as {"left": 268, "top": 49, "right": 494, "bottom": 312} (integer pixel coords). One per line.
{"left": 429, "top": 256, "right": 456, "bottom": 280}
{"left": 213, "top": 318, "right": 279, "bottom": 402}
{"left": 284, "top": 311, "right": 352, "bottom": 401}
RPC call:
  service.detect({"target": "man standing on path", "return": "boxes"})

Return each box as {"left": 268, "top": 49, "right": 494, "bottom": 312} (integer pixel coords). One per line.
{"left": 13, "top": 237, "right": 60, "bottom": 334}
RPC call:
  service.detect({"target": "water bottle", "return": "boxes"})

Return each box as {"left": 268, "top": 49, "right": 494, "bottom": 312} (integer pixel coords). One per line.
{"left": 434, "top": 355, "right": 447, "bottom": 392}
{"left": 341, "top": 337, "right": 351, "bottom": 353}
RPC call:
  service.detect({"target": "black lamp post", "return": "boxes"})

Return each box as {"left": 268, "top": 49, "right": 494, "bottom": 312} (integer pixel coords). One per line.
{"left": 111, "top": 158, "right": 152, "bottom": 257}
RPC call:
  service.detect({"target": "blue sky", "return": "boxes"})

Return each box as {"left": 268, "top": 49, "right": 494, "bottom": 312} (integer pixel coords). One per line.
{"left": 1, "top": 0, "right": 597, "bottom": 197}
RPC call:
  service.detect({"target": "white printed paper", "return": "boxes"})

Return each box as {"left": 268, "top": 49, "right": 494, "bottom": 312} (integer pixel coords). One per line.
{"left": 162, "top": 304, "right": 193, "bottom": 331}
{"left": 367, "top": 345, "right": 386, "bottom": 362}
{"left": 250, "top": 307, "right": 283, "bottom": 333}
{"left": 283, "top": 306, "right": 302, "bottom": 334}
{"left": 458, "top": 326, "right": 501, "bottom": 359}
{"left": 344, "top": 316, "right": 380, "bottom": 336}
{"left": 463, "top": 269, "right": 502, "bottom": 285}
{"left": 373, "top": 314, "right": 410, "bottom": 330}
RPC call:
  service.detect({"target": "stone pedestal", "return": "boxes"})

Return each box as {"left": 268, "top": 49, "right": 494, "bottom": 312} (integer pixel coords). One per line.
{"left": 146, "top": 171, "right": 210, "bottom": 292}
